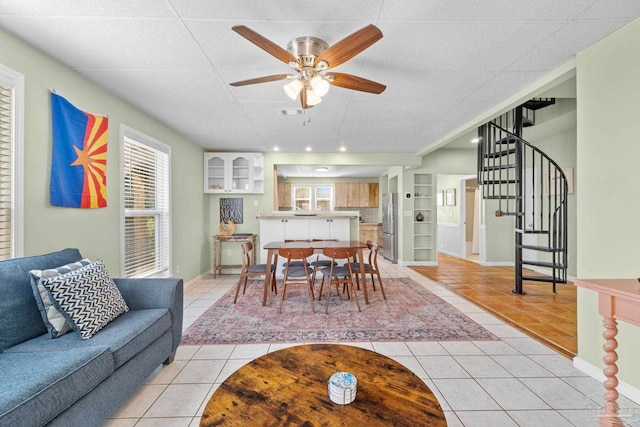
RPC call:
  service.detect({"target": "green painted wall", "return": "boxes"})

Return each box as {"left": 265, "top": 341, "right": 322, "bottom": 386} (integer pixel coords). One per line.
{"left": 1, "top": 29, "right": 209, "bottom": 282}
{"left": 437, "top": 174, "right": 461, "bottom": 225}
{"left": 576, "top": 17, "right": 640, "bottom": 389}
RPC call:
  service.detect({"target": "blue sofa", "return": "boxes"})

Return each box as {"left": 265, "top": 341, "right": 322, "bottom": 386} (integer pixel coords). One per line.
{"left": 0, "top": 248, "right": 183, "bottom": 427}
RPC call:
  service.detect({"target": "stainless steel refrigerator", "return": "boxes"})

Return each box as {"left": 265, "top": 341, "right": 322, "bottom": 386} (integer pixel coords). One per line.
{"left": 382, "top": 193, "right": 398, "bottom": 263}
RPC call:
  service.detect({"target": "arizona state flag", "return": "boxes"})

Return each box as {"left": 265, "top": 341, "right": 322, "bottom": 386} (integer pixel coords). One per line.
{"left": 50, "top": 93, "right": 108, "bottom": 208}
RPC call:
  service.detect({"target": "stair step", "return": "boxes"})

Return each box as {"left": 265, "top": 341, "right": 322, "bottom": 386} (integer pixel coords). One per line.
{"left": 522, "top": 275, "right": 567, "bottom": 284}
{"left": 522, "top": 116, "right": 535, "bottom": 127}
{"left": 484, "top": 148, "right": 516, "bottom": 159}
{"left": 518, "top": 244, "right": 564, "bottom": 252}
{"left": 485, "top": 195, "right": 519, "bottom": 200}
{"left": 494, "top": 211, "right": 522, "bottom": 217}
{"left": 482, "top": 163, "right": 518, "bottom": 171}
{"left": 521, "top": 260, "right": 566, "bottom": 269}
{"left": 495, "top": 135, "right": 519, "bottom": 145}
{"left": 515, "top": 229, "right": 549, "bottom": 235}
{"left": 479, "top": 179, "right": 519, "bottom": 185}
{"left": 522, "top": 98, "right": 556, "bottom": 111}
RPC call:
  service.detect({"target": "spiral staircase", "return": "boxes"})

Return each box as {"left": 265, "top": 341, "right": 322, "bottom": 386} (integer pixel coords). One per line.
{"left": 477, "top": 99, "right": 568, "bottom": 294}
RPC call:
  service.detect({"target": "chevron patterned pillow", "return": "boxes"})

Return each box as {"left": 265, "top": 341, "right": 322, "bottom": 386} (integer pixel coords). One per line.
{"left": 41, "top": 259, "right": 129, "bottom": 339}
{"left": 30, "top": 258, "right": 92, "bottom": 338}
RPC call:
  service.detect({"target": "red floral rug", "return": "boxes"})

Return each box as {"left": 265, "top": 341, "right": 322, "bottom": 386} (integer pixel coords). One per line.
{"left": 181, "top": 277, "right": 497, "bottom": 344}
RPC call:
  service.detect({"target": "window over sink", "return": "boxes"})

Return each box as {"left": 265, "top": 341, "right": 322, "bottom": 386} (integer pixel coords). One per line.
{"left": 292, "top": 185, "right": 333, "bottom": 211}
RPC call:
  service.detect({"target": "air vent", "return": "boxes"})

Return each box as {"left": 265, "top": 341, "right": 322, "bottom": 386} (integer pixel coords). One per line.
{"left": 280, "top": 108, "right": 304, "bottom": 116}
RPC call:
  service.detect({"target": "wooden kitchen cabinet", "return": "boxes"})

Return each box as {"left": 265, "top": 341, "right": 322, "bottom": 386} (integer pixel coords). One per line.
{"left": 359, "top": 182, "right": 379, "bottom": 207}
{"left": 359, "top": 223, "right": 382, "bottom": 245}
{"left": 334, "top": 182, "right": 379, "bottom": 208}
{"left": 277, "top": 181, "right": 291, "bottom": 209}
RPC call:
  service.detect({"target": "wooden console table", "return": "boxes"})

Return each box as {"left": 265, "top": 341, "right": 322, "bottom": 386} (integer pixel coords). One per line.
{"left": 212, "top": 234, "right": 256, "bottom": 277}
{"left": 574, "top": 278, "right": 640, "bottom": 427}
{"left": 200, "top": 343, "right": 446, "bottom": 426}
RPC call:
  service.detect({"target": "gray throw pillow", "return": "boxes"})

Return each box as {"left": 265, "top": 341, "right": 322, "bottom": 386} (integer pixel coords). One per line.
{"left": 40, "top": 259, "right": 129, "bottom": 339}
{"left": 30, "top": 258, "right": 91, "bottom": 338}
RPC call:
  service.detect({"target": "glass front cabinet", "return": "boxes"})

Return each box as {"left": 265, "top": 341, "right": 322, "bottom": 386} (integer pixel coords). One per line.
{"left": 204, "top": 153, "right": 264, "bottom": 194}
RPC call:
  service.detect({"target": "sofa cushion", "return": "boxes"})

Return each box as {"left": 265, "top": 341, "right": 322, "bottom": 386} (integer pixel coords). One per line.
{"left": 29, "top": 258, "right": 92, "bottom": 338}
{"left": 41, "top": 260, "right": 129, "bottom": 339}
{"left": 0, "top": 347, "right": 113, "bottom": 427}
{"left": 7, "top": 308, "right": 171, "bottom": 370}
{"left": 0, "top": 248, "right": 83, "bottom": 352}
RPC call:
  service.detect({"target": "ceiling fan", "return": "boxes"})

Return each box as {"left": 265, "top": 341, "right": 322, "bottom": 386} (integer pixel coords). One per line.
{"left": 229, "top": 24, "right": 386, "bottom": 109}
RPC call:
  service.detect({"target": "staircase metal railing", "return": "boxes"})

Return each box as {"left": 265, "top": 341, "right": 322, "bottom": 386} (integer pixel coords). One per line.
{"left": 477, "top": 104, "right": 568, "bottom": 293}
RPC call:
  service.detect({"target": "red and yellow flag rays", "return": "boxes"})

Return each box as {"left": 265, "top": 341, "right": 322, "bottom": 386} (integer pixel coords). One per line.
{"left": 70, "top": 114, "right": 108, "bottom": 208}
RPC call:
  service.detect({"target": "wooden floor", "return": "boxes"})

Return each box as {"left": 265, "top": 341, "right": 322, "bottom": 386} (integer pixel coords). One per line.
{"left": 410, "top": 253, "right": 577, "bottom": 358}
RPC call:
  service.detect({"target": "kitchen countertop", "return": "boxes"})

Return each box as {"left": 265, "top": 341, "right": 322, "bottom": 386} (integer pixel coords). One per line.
{"left": 360, "top": 222, "right": 382, "bottom": 225}
{"left": 258, "top": 214, "right": 357, "bottom": 220}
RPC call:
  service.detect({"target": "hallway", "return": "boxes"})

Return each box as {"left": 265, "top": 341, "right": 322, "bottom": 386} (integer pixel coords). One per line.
{"left": 411, "top": 254, "right": 577, "bottom": 358}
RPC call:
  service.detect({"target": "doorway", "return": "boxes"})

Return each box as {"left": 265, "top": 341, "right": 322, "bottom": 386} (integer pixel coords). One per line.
{"left": 460, "top": 176, "right": 480, "bottom": 262}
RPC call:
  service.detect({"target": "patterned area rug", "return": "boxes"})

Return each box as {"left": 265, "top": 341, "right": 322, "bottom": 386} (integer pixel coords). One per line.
{"left": 181, "top": 277, "right": 497, "bottom": 344}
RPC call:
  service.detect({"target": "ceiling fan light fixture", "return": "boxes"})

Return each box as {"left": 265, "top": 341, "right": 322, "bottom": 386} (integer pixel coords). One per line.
{"left": 284, "top": 78, "right": 303, "bottom": 99}
{"left": 305, "top": 88, "right": 322, "bottom": 106}
{"left": 310, "top": 75, "right": 330, "bottom": 97}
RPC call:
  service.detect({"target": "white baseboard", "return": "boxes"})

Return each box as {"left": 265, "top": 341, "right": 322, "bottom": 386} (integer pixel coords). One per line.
{"left": 480, "top": 261, "right": 514, "bottom": 267}
{"left": 402, "top": 261, "right": 438, "bottom": 267}
{"left": 184, "top": 271, "right": 214, "bottom": 292}
{"left": 573, "top": 357, "right": 640, "bottom": 405}
{"left": 437, "top": 249, "right": 460, "bottom": 257}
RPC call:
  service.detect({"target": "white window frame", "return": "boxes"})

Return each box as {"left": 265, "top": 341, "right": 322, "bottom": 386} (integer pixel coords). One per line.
{"left": 292, "top": 184, "right": 334, "bottom": 211}
{"left": 0, "top": 64, "right": 24, "bottom": 259}
{"left": 120, "top": 125, "right": 172, "bottom": 277}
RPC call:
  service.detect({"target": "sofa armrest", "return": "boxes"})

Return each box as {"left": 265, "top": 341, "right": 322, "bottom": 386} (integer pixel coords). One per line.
{"left": 113, "top": 278, "right": 183, "bottom": 354}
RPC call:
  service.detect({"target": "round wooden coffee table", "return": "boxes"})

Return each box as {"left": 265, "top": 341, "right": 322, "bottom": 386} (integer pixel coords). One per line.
{"left": 200, "top": 343, "right": 447, "bottom": 426}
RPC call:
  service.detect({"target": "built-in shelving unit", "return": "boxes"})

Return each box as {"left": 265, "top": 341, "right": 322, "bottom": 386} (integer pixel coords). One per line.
{"left": 204, "top": 153, "right": 264, "bottom": 194}
{"left": 413, "top": 174, "right": 434, "bottom": 262}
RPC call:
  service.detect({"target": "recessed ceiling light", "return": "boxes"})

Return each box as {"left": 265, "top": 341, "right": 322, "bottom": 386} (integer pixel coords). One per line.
{"left": 339, "top": 146, "right": 346, "bottom": 152}
{"left": 315, "top": 167, "right": 329, "bottom": 172}
{"left": 306, "top": 146, "right": 312, "bottom": 152}
{"left": 273, "top": 146, "right": 280, "bottom": 151}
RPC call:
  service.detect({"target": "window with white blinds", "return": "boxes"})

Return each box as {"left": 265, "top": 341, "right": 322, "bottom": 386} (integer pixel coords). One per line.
{"left": 0, "top": 65, "right": 23, "bottom": 260}
{"left": 122, "top": 129, "right": 171, "bottom": 277}
{"left": 0, "top": 83, "right": 12, "bottom": 259}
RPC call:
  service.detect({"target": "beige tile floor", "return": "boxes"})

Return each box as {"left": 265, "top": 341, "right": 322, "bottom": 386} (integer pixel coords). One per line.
{"left": 103, "top": 259, "right": 640, "bottom": 427}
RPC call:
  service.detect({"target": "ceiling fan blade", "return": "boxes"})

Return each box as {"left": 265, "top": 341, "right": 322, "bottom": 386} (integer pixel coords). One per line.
{"left": 328, "top": 72, "right": 386, "bottom": 94}
{"left": 229, "top": 74, "right": 292, "bottom": 87}
{"left": 316, "top": 24, "right": 383, "bottom": 69}
{"left": 232, "top": 25, "right": 299, "bottom": 65}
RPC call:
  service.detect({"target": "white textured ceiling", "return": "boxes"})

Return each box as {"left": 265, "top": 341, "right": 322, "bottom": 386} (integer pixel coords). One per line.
{"left": 1, "top": 0, "right": 639, "bottom": 155}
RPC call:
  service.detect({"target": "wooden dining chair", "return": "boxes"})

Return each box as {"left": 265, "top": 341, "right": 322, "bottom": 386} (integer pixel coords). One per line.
{"left": 350, "top": 241, "right": 386, "bottom": 300}
{"left": 318, "top": 247, "right": 361, "bottom": 314}
{"left": 278, "top": 247, "right": 315, "bottom": 314}
{"left": 233, "top": 242, "right": 277, "bottom": 304}
{"left": 284, "top": 239, "right": 312, "bottom": 268}
{"left": 310, "top": 238, "right": 338, "bottom": 284}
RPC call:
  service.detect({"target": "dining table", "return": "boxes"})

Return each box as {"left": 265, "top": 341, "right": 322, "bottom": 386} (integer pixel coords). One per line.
{"left": 262, "top": 240, "right": 370, "bottom": 307}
